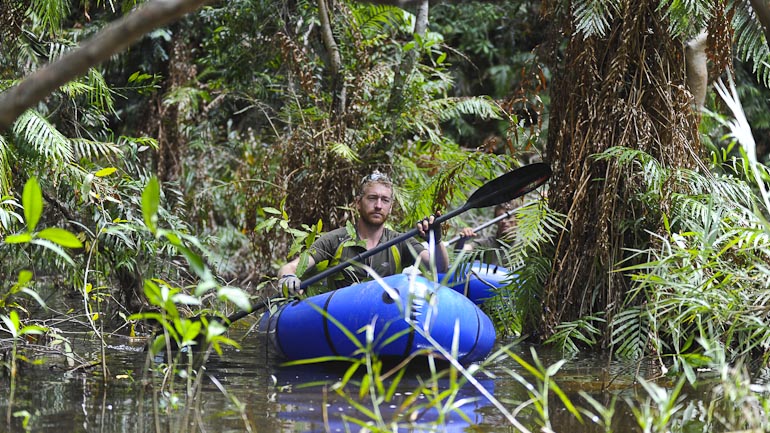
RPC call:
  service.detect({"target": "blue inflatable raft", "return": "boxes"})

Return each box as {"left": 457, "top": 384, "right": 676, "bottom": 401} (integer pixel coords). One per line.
{"left": 261, "top": 273, "right": 496, "bottom": 364}
{"left": 439, "top": 261, "right": 512, "bottom": 305}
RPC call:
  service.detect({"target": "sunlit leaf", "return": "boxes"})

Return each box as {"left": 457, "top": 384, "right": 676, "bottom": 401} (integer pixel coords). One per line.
{"left": 22, "top": 177, "right": 43, "bottom": 232}
{"left": 218, "top": 286, "right": 252, "bottom": 312}
{"left": 4, "top": 233, "right": 32, "bottom": 244}
{"left": 36, "top": 227, "right": 83, "bottom": 248}
{"left": 142, "top": 177, "right": 160, "bottom": 234}
{"left": 94, "top": 167, "right": 117, "bottom": 177}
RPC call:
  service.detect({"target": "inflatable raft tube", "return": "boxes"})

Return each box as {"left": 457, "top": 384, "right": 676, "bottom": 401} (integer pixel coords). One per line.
{"left": 439, "top": 261, "right": 512, "bottom": 305}
{"left": 261, "top": 273, "right": 496, "bottom": 364}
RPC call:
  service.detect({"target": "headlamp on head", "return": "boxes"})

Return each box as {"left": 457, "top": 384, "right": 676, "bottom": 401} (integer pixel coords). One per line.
{"left": 358, "top": 170, "right": 392, "bottom": 197}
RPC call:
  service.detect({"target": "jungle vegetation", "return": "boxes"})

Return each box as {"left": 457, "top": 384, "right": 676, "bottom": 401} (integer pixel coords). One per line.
{"left": 2, "top": 0, "right": 770, "bottom": 431}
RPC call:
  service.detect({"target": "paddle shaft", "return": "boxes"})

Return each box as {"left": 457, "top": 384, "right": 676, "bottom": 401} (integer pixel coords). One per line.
{"left": 445, "top": 205, "right": 520, "bottom": 246}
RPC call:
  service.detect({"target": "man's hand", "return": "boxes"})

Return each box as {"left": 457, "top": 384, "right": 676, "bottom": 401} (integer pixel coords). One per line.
{"left": 418, "top": 213, "right": 442, "bottom": 243}
{"left": 279, "top": 274, "right": 302, "bottom": 296}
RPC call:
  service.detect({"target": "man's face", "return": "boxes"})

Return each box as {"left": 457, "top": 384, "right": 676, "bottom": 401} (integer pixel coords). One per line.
{"left": 357, "top": 183, "right": 392, "bottom": 226}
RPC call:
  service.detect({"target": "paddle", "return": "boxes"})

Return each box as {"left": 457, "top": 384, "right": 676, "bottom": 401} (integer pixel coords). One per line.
{"left": 223, "top": 162, "right": 551, "bottom": 325}
{"left": 445, "top": 203, "right": 521, "bottom": 246}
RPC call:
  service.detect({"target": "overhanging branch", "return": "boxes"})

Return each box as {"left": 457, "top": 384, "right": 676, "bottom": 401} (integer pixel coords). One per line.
{"left": 0, "top": 0, "right": 210, "bottom": 130}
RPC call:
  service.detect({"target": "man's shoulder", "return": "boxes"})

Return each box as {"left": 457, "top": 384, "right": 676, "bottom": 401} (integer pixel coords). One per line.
{"left": 316, "top": 226, "right": 353, "bottom": 242}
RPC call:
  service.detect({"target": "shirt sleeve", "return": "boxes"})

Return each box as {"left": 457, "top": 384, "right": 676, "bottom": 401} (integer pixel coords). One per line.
{"left": 403, "top": 236, "right": 426, "bottom": 263}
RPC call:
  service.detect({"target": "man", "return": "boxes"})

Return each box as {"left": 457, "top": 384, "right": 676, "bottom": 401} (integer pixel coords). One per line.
{"left": 277, "top": 170, "right": 449, "bottom": 294}
{"left": 454, "top": 200, "right": 519, "bottom": 266}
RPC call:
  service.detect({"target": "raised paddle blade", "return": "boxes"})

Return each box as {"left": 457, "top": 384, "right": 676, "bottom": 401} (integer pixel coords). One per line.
{"left": 465, "top": 162, "right": 551, "bottom": 210}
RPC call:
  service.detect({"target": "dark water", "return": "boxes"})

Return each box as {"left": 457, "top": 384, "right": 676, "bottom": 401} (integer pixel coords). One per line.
{"left": 0, "top": 325, "right": 667, "bottom": 433}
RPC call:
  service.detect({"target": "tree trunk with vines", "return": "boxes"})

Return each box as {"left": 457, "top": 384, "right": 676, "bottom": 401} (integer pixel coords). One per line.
{"left": 539, "top": 0, "right": 703, "bottom": 343}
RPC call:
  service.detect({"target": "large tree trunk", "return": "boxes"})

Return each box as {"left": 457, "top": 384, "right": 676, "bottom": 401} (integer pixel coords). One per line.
{"left": 539, "top": 0, "right": 703, "bottom": 342}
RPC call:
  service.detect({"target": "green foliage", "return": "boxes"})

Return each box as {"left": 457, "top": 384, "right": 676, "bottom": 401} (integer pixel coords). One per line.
{"left": 546, "top": 315, "right": 605, "bottom": 354}
{"left": 732, "top": 0, "right": 770, "bottom": 87}
{"left": 593, "top": 144, "right": 770, "bottom": 372}
{"left": 572, "top": 0, "right": 622, "bottom": 38}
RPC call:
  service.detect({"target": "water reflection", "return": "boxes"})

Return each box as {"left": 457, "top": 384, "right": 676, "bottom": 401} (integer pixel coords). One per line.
{"left": 0, "top": 327, "right": 659, "bottom": 432}
{"left": 271, "top": 363, "right": 493, "bottom": 433}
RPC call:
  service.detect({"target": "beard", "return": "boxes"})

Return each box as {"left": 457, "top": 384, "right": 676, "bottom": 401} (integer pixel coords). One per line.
{"left": 359, "top": 211, "right": 387, "bottom": 227}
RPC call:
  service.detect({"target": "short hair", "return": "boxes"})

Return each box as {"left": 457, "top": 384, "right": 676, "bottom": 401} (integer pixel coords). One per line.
{"left": 358, "top": 170, "right": 393, "bottom": 198}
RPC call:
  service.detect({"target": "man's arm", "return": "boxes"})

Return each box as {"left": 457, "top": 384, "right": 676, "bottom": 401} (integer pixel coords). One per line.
{"left": 416, "top": 214, "right": 449, "bottom": 273}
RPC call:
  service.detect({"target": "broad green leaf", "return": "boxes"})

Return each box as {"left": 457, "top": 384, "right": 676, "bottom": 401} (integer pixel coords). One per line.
{"left": 4, "top": 233, "right": 32, "bottom": 244}
{"left": 171, "top": 293, "right": 202, "bottom": 306}
{"left": 1, "top": 312, "right": 18, "bottom": 337}
{"left": 218, "top": 287, "right": 252, "bottom": 312}
{"left": 94, "top": 167, "right": 117, "bottom": 177}
{"left": 22, "top": 177, "right": 43, "bottom": 232}
{"left": 37, "top": 227, "right": 83, "bottom": 248}
{"left": 142, "top": 177, "right": 160, "bottom": 234}
{"left": 18, "top": 324, "right": 45, "bottom": 336}
{"left": 17, "top": 270, "right": 33, "bottom": 286}
{"left": 176, "top": 244, "right": 206, "bottom": 277}
{"left": 21, "top": 287, "right": 47, "bottom": 308}
{"left": 195, "top": 278, "right": 217, "bottom": 296}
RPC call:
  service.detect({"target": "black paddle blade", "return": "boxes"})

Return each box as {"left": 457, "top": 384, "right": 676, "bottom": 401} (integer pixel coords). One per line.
{"left": 466, "top": 162, "right": 551, "bottom": 209}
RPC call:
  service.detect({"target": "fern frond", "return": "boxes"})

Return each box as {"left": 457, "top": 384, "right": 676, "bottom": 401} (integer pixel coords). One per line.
{"left": 656, "top": 0, "right": 713, "bottom": 37}
{"left": 610, "top": 306, "right": 648, "bottom": 359}
{"left": 732, "top": 0, "right": 770, "bottom": 86}
{"left": 12, "top": 109, "right": 74, "bottom": 164}
{"left": 70, "top": 138, "right": 123, "bottom": 161}
{"left": 572, "top": 0, "right": 622, "bottom": 38}
{"left": 429, "top": 96, "right": 502, "bottom": 123}
{"left": 351, "top": 3, "right": 411, "bottom": 37}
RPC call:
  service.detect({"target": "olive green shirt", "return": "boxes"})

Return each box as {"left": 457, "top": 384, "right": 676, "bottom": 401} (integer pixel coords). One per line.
{"left": 308, "top": 226, "right": 426, "bottom": 290}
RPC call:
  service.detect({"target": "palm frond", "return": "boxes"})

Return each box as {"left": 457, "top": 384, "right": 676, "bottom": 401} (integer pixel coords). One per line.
{"left": 29, "top": 0, "right": 70, "bottom": 35}
{"left": 430, "top": 96, "right": 502, "bottom": 123}
{"left": 657, "top": 0, "right": 713, "bottom": 37}
{"left": 86, "top": 69, "right": 116, "bottom": 114}
{"left": 329, "top": 140, "right": 361, "bottom": 162}
{"left": 507, "top": 199, "right": 566, "bottom": 266}
{"left": 610, "top": 306, "right": 649, "bottom": 359}
{"left": 70, "top": 138, "right": 123, "bottom": 161}
{"left": 571, "top": 0, "right": 622, "bottom": 38}
{"left": 0, "top": 194, "right": 23, "bottom": 234}
{"left": 545, "top": 314, "right": 606, "bottom": 354}
{"left": 732, "top": 0, "right": 770, "bottom": 87}
{"left": 12, "top": 109, "right": 74, "bottom": 164}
